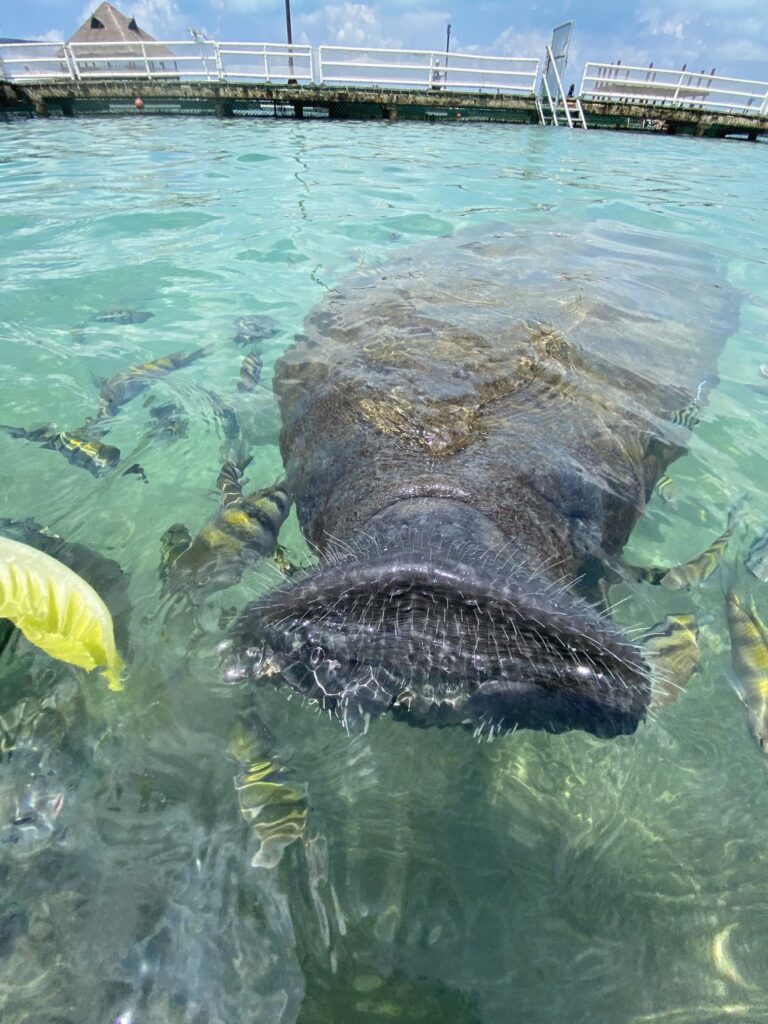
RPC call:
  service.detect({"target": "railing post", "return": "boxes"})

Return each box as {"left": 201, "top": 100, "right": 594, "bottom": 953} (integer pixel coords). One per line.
{"left": 63, "top": 44, "right": 76, "bottom": 80}
{"left": 309, "top": 46, "right": 314, "bottom": 85}
{"left": 69, "top": 44, "right": 81, "bottom": 80}
{"left": 214, "top": 42, "right": 224, "bottom": 81}
{"left": 672, "top": 71, "right": 684, "bottom": 103}
{"left": 263, "top": 46, "right": 269, "bottom": 82}
{"left": 0, "top": 52, "right": 6, "bottom": 82}
{"left": 761, "top": 88, "right": 768, "bottom": 116}
{"left": 140, "top": 41, "right": 151, "bottom": 79}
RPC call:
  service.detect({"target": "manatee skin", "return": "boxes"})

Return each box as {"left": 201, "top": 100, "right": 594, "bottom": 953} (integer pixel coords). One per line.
{"left": 228, "top": 222, "right": 737, "bottom": 739}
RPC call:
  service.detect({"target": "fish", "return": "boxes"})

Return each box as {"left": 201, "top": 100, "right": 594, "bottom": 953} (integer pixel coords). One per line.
{"left": 232, "top": 753, "right": 308, "bottom": 868}
{"left": 642, "top": 613, "right": 700, "bottom": 707}
{"left": 746, "top": 529, "right": 768, "bottom": 583}
{"left": 161, "top": 479, "right": 291, "bottom": 593}
{"left": 655, "top": 475, "right": 675, "bottom": 503}
{"left": 159, "top": 523, "right": 193, "bottom": 582}
{"left": 147, "top": 401, "right": 189, "bottom": 443}
{"left": 207, "top": 393, "right": 241, "bottom": 444}
{"left": 216, "top": 454, "right": 252, "bottom": 508}
{"left": 92, "top": 310, "right": 154, "bottom": 325}
{"left": 0, "top": 423, "right": 120, "bottom": 476}
{"left": 273, "top": 544, "right": 304, "bottom": 577}
{"left": 237, "top": 352, "right": 263, "bottom": 393}
{"left": 233, "top": 314, "right": 279, "bottom": 346}
{"left": 670, "top": 402, "right": 700, "bottom": 430}
{"left": 629, "top": 504, "right": 742, "bottom": 591}
{"left": 724, "top": 585, "right": 768, "bottom": 756}
{"left": 69, "top": 310, "right": 154, "bottom": 340}
{"left": 98, "top": 348, "right": 209, "bottom": 418}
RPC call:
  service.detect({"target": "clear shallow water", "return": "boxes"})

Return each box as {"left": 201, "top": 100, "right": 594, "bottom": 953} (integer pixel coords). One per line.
{"left": 0, "top": 118, "right": 767, "bottom": 1023}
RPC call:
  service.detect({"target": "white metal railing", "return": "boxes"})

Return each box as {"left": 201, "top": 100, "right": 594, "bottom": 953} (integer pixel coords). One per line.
{"left": 580, "top": 62, "right": 768, "bottom": 116}
{"left": 0, "top": 40, "right": 314, "bottom": 84}
{"left": 318, "top": 46, "right": 539, "bottom": 94}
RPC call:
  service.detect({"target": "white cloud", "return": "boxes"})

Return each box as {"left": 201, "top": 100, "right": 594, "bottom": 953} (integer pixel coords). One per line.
{"left": 490, "top": 27, "right": 548, "bottom": 59}
{"left": 206, "top": 0, "right": 281, "bottom": 13}
{"left": 122, "top": 0, "right": 186, "bottom": 36}
{"left": 297, "top": 3, "right": 450, "bottom": 51}
{"left": 33, "top": 29, "right": 65, "bottom": 43}
{"left": 298, "top": 4, "right": 401, "bottom": 48}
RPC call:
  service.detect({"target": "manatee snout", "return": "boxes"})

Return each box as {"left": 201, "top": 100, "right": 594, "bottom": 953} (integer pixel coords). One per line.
{"left": 227, "top": 499, "right": 651, "bottom": 738}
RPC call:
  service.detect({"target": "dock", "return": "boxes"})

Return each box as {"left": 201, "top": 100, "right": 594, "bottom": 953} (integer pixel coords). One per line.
{"left": 1, "top": 41, "right": 766, "bottom": 141}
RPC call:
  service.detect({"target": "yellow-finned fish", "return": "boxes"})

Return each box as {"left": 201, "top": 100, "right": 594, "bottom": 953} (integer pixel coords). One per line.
{"left": 629, "top": 503, "right": 742, "bottom": 591}
{"left": 98, "top": 348, "right": 209, "bottom": 418}
{"left": 724, "top": 586, "right": 768, "bottom": 756}
{"left": 0, "top": 423, "right": 120, "bottom": 476}
{"left": 643, "top": 613, "right": 700, "bottom": 707}
{"left": 160, "top": 474, "right": 291, "bottom": 593}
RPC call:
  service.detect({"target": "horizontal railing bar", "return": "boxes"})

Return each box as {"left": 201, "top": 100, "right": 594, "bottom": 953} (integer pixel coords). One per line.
{"left": 583, "top": 63, "right": 768, "bottom": 89}
{"left": 319, "top": 45, "right": 537, "bottom": 63}
{"left": 319, "top": 76, "right": 535, "bottom": 90}
{"left": 583, "top": 86, "right": 766, "bottom": 102}
{"left": 321, "top": 62, "right": 534, "bottom": 78}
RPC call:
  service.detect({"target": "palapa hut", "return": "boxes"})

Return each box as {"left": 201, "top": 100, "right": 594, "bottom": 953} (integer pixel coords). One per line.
{"left": 64, "top": 3, "right": 177, "bottom": 75}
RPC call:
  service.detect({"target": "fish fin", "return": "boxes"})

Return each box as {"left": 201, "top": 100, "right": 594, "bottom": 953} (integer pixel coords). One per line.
{"left": 726, "top": 671, "right": 749, "bottom": 706}
{"left": 122, "top": 463, "right": 148, "bottom": 484}
{"left": 727, "top": 493, "right": 750, "bottom": 531}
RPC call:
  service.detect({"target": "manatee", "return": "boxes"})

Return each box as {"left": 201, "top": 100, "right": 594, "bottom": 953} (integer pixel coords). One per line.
{"left": 226, "top": 221, "right": 737, "bottom": 739}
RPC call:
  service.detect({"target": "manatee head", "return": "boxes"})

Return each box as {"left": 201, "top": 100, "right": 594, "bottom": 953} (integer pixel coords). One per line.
{"left": 224, "top": 498, "right": 651, "bottom": 739}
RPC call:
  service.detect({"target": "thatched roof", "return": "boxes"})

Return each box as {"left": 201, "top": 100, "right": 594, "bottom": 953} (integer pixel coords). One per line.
{"left": 66, "top": 3, "right": 175, "bottom": 58}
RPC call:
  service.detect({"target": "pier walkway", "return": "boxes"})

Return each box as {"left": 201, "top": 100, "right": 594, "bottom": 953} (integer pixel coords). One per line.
{"left": 1, "top": 40, "right": 766, "bottom": 140}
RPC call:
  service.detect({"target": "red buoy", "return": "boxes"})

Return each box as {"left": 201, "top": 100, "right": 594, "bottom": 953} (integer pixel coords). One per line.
{"left": 134, "top": 97, "right": 144, "bottom": 110}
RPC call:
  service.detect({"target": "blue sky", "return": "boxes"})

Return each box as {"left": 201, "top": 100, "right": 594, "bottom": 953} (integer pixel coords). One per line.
{"left": 4, "top": 0, "right": 768, "bottom": 85}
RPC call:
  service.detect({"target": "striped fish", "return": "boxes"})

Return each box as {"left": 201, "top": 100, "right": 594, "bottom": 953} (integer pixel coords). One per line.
{"left": 724, "top": 588, "right": 768, "bottom": 756}
{"left": 0, "top": 423, "right": 120, "bottom": 476}
{"left": 233, "top": 754, "right": 308, "bottom": 868}
{"left": 98, "top": 348, "right": 209, "bottom": 418}
{"left": 237, "top": 351, "right": 263, "bottom": 392}
{"left": 162, "top": 480, "right": 291, "bottom": 593}
{"left": 660, "top": 507, "right": 741, "bottom": 590}
{"left": 746, "top": 530, "right": 768, "bottom": 583}
{"left": 216, "top": 455, "right": 251, "bottom": 509}
{"left": 159, "top": 523, "right": 193, "bottom": 581}
{"left": 630, "top": 504, "right": 743, "bottom": 591}
{"left": 655, "top": 474, "right": 675, "bottom": 503}
{"left": 643, "top": 613, "right": 700, "bottom": 707}
{"left": 670, "top": 402, "right": 700, "bottom": 431}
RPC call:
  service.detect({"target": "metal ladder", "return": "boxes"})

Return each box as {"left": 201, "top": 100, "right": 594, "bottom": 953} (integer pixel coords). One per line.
{"left": 538, "top": 45, "right": 588, "bottom": 129}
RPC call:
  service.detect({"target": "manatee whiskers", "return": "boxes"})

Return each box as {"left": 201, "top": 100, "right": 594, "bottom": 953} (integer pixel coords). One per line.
{"left": 227, "top": 498, "right": 652, "bottom": 738}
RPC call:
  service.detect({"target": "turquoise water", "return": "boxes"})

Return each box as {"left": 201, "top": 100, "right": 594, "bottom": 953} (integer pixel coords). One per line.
{"left": 1, "top": 117, "right": 768, "bottom": 1023}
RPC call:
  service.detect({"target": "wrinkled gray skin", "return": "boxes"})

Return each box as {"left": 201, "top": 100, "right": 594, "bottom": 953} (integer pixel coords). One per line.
{"left": 228, "top": 222, "right": 737, "bottom": 739}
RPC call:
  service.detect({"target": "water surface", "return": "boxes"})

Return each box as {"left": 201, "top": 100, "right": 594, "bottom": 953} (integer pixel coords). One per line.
{"left": 1, "top": 118, "right": 768, "bottom": 1023}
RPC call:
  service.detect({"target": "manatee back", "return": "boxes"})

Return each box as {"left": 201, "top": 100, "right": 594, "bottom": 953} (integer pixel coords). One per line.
{"left": 274, "top": 222, "right": 738, "bottom": 560}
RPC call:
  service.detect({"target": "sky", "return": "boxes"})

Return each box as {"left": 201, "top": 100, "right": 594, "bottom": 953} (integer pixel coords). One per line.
{"left": 3, "top": 0, "right": 768, "bottom": 86}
